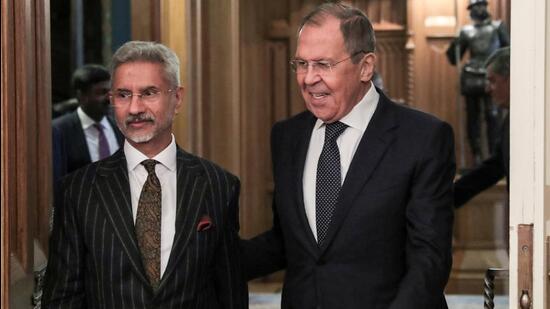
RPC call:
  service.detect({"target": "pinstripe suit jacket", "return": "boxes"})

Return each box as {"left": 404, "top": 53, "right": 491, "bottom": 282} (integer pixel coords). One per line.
{"left": 43, "top": 147, "right": 247, "bottom": 308}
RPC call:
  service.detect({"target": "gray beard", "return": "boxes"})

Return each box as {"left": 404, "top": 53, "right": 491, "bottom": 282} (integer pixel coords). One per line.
{"left": 126, "top": 131, "right": 155, "bottom": 144}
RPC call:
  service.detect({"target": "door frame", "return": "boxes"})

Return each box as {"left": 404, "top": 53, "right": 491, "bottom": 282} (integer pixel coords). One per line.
{"left": 509, "top": 0, "right": 549, "bottom": 307}
{"left": 1, "top": 0, "right": 52, "bottom": 306}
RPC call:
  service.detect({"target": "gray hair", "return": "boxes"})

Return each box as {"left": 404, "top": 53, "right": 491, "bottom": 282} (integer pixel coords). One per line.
{"left": 485, "top": 47, "right": 510, "bottom": 77}
{"left": 298, "top": 2, "right": 376, "bottom": 63}
{"left": 110, "top": 41, "right": 180, "bottom": 87}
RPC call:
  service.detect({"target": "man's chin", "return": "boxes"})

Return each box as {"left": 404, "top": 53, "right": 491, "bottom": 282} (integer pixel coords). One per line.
{"left": 125, "top": 132, "right": 156, "bottom": 144}
{"left": 309, "top": 108, "right": 336, "bottom": 123}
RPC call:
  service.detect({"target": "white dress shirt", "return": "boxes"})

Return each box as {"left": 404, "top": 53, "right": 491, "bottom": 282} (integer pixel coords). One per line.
{"left": 303, "top": 83, "right": 379, "bottom": 240}
{"left": 77, "top": 107, "right": 120, "bottom": 161}
{"left": 124, "top": 136, "right": 177, "bottom": 277}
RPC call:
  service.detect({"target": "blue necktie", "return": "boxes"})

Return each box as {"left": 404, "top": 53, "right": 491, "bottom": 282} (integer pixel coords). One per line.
{"left": 316, "top": 121, "right": 348, "bottom": 245}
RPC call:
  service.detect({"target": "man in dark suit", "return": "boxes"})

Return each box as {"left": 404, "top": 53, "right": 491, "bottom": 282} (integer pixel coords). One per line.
{"left": 44, "top": 41, "right": 247, "bottom": 308}
{"left": 52, "top": 64, "right": 124, "bottom": 179}
{"left": 454, "top": 47, "right": 510, "bottom": 208}
{"left": 242, "top": 3, "right": 455, "bottom": 308}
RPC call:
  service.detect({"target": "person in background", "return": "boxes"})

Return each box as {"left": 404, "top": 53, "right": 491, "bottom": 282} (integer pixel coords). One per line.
{"left": 44, "top": 41, "right": 247, "bottom": 308}
{"left": 454, "top": 47, "right": 510, "bottom": 208}
{"left": 52, "top": 97, "right": 78, "bottom": 119}
{"left": 52, "top": 64, "right": 123, "bottom": 178}
{"left": 446, "top": 0, "right": 509, "bottom": 164}
{"left": 242, "top": 3, "right": 456, "bottom": 308}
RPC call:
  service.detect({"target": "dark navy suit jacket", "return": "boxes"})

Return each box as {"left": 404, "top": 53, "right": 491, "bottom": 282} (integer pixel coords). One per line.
{"left": 52, "top": 110, "right": 123, "bottom": 177}
{"left": 243, "top": 90, "right": 456, "bottom": 309}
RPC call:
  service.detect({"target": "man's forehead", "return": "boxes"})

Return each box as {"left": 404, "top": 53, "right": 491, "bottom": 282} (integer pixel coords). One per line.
{"left": 113, "top": 61, "right": 163, "bottom": 74}
{"left": 112, "top": 62, "right": 166, "bottom": 83}
{"left": 296, "top": 19, "right": 344, "bottom": 58}
{"left": 300, "top": 15, "right": 340, "bottom": 33}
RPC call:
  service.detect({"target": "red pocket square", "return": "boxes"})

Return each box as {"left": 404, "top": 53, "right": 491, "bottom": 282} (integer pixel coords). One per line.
{"left": 197, "top": 215, "right": 213, "bottom": 232}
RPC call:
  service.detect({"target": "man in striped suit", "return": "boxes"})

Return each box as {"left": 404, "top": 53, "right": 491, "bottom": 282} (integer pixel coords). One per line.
{"left": 44, "top": 41, "right": 247, "bottom": 308}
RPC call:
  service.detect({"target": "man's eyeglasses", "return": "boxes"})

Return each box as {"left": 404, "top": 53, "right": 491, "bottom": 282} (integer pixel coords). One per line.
{"left": 289, "top": 51, "right": 366, "bottom": 75}
{"left": 109, "top": 88, "right": 175, "bottom": 105}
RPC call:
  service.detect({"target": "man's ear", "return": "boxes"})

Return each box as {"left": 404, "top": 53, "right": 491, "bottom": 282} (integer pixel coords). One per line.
{"left": 174, "top": 86, "right": 185, "bottom": 114}
{"left": 360, "top": 53, "right": 376, "bottom": 82}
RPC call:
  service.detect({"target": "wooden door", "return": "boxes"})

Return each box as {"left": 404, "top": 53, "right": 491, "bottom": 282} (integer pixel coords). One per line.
{"left": 2, "top": 0, "right": 52, "bottom": 307}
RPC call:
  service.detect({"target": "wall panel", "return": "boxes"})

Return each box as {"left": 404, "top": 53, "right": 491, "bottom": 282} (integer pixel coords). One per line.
{"left": 1, "top": 0, "right": 16, "bottom": 306}
{"left": 2, "top": 0, "right": 51, "bottom": 305}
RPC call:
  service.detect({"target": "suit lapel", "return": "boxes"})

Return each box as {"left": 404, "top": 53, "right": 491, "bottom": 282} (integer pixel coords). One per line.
{"left": 70, "top": 112, "right": 92, "bottom": 164}
{"left": 95, "top": 149, "right": 150, "bottom": 286}
{"left": 107, "top": 116, "right": 125, "bottom": 146}
{"left": 319, "top": 94, "right": 398, "bottom": 253}
{"left": 291, "top": 114, "right": 320, "bottom": 257}
{"left": 159, "top": 148, "right": 207, "bottom": 290}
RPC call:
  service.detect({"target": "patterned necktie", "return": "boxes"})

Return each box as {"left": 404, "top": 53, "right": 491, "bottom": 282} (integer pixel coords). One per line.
{"left": 316, "top": 121, "right": 348, "bottom": 245}
{"left": 135, "top": 159, "right": 162, "bottom": 290}
{"left": 93, "top": 123, "right": 110, "bottom": 159}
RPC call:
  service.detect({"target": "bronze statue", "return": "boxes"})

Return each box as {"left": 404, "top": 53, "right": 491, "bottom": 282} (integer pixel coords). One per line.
{"left": 447, "top": 0, "right": 509, "bottom": 164}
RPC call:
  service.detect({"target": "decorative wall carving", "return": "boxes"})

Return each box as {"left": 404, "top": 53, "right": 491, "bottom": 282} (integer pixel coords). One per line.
{"left": 374, "top": 29, "right": 408, "bottom": 103}
{"left": 351, "top": 0, "right": 406, "bottom": 26}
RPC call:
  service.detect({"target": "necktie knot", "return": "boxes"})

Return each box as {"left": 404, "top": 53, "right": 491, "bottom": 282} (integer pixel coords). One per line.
{"left": 141, "top": 159, "right": 159, "bottom": 175}
{"left": 324, "top": 121, "right": 348, "bottom": 143}
{"left": 93, "top": 123, "right": 104, "bottom": 131}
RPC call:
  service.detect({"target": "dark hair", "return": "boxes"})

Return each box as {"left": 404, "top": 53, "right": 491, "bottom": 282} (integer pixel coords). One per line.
{"left": 485, "top": 47, "right": 510, "bottom": 77}
{"left": 298, "top": 2, "right": 376, "bottom": 63}
{"left": 72, "top": 64, "right": 110, "bottom": 94}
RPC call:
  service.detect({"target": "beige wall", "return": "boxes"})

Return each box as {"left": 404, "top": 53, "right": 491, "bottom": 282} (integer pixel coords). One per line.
{"left": 159, "top": 0, "right": 190, "bottom": 150}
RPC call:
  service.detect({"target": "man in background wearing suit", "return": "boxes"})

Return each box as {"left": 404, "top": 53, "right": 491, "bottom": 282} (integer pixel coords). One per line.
{"left": 44, "top": 41, "right": 247, "bottom": 308}
{"left": 242, "top": 3, "right": 455, "bottom": 308}
{"left": 454, "top": 47, "right": 510, "bottom": 207}
{"left": 52, "top": 64, "right": 123, "bottom": 180}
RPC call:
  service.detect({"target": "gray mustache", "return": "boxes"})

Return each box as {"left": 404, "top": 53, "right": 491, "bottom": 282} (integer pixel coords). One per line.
{"left": 125, "top": 113, "right": 155, "bottom": 124}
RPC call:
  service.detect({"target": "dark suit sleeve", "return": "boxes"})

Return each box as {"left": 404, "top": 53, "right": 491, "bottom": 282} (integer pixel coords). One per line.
{"left": 214, "top": 179, "right": 248, "bottom": 309}
{"left": 52, "top": 126, "right": 67, "bottom": 185}
{"left": 240, "top": 123, "right": 287, "bottom": 280}
{"left": 52, "top": 126, "right": 67, "bottom": 219}
{"left": 497, "top": 21, "right": 510, "bottom": 47}
{"left": 454, "top": 153, "right": 505, "bottom": 207}
{"left": 389, "top": 122, "right": 456, "bottom": 309}
{"left": 240, "top": 202, "right": 286, "bottom": 280}
{"left": 43, "top": 175, "right": 86, "bottom": 308}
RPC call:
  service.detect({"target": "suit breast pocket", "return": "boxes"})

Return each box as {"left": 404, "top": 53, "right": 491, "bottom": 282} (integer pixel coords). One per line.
{"left": 365, "top": 172, "right": 410, "bottom": 195}
{"left": 190, "top": 228, "right": 219, "bottom": 257}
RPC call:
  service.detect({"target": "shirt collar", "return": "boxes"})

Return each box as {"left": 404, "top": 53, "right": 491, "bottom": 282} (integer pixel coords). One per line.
{"left": 314, "top": 82, "right": 379, "bottom": 133}
{"left": 124, "top": 134, "right": 177, "bottom": 172}
{"left": 77, "top": 106, "right": 109, "bottom": 129}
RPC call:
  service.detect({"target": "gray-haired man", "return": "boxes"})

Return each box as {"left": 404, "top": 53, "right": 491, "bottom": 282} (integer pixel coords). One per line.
{"left": 454, "top": 47, "right": 511, "bottom": 207}
{"left": 44, "top": 41, "right": 247, "bottom": 308}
